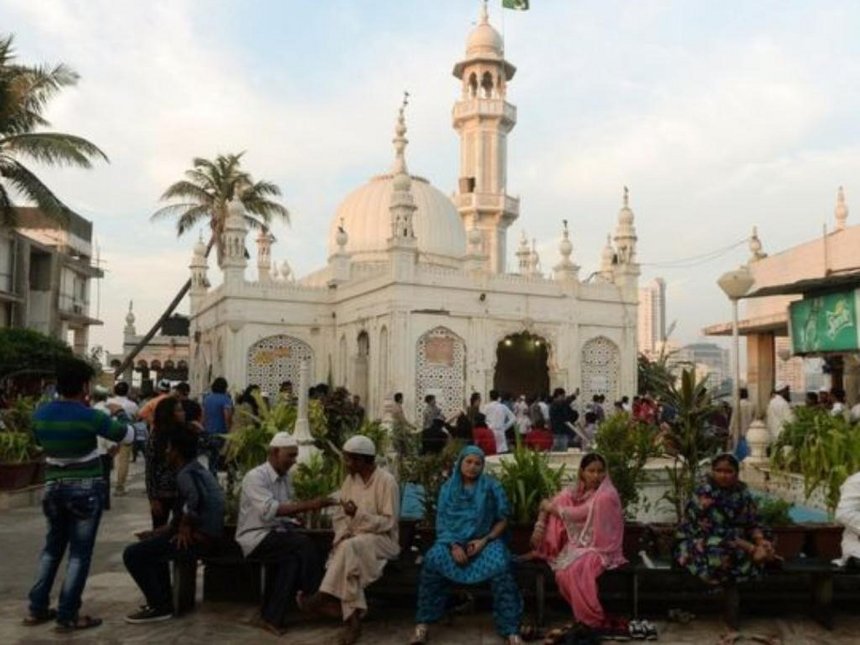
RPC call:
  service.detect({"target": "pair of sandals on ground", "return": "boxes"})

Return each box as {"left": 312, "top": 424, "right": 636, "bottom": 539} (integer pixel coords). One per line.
{"left": 23, "top": 608, "right": 101, "bottom": 633}
{"left": 541, "top": 617, "right": 658, "bottom": 643}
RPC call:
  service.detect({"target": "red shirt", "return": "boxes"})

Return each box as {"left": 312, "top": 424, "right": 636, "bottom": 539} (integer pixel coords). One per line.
{"left": 472, "top": 425, "right": 497, "bottom": 456}
{"left": 524, "top": 429, "right": 553, "bottom": 452}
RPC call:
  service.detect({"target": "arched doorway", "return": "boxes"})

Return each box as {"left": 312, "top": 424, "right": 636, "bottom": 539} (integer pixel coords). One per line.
{"left": 494, "top": 332, "right": 550, "bottom": 398}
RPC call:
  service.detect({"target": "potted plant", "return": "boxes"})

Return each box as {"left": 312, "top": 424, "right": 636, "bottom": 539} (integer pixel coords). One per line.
{"left": 755, "top": 496, "right": 805, "bottom": 560}
{"left": 594, "top": 412, "right": 659, "bottom": 558}
{"left": 657, "top": 368, "right": 722, "bottom": 522}
{"left": 496, "top": 441, "right": 565, "bottom": 554}
{"left": 0, "top": 397, "right": 42, "bottom": 489}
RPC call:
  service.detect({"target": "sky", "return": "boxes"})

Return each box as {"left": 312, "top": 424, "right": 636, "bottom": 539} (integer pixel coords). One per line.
{"left": 2, "top": 0, "right": 860, "bottom": 355}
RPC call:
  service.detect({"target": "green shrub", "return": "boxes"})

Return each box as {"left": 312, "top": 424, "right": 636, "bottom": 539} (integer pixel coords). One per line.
{"left": 497, "top": 441, "right": 565, "bottom": 527}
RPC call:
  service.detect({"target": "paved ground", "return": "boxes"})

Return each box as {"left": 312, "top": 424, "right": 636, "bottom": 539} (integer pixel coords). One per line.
{"left": 2, "top": 463, "right": 860, "bottom": 644}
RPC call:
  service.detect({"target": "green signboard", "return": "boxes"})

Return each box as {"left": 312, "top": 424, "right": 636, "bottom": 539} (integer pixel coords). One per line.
{"left": 789, "top": 289, "right": 860, "bottom": 354}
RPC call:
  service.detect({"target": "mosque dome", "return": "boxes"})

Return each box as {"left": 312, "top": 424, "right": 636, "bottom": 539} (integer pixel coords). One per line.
{"left": 328, "top": 173, "right": 466, "bottom": 264}
{"left": 466, "top": 21, "right": 503, "bottom": 57}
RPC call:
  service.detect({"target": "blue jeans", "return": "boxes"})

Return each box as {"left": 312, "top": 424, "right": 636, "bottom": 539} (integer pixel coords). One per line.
{"left": 551, "top": 434, "right": 570, "bottom": 452}
{"left": 203, "top": 434, "right": 226, "bottom": 476}
{"left": 28, "top": 479, "right": 105, "bottom": 623}
{"left": 123, "top": 532, "right": 202, "bottom": 610}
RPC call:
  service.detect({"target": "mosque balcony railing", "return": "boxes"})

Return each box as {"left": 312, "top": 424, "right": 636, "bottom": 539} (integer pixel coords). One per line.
{"left": 453, "top": 193, "right": 520, "bottom": 215}
{"left": 452, "top": 99, "right": 516, "bottom": 124}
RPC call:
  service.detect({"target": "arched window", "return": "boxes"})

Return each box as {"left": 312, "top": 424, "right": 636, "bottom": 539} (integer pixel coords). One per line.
{"left": 468, "top": 73, "right": 478, "bottom": 98}
{"left": 481, "top": 71, "right": 493, "bottom": 98}
{"left": 415, "top": 327, "right": 466, "bottom": 421}
{"left": 246, "top": 335, "right": 314, "bottom": 397}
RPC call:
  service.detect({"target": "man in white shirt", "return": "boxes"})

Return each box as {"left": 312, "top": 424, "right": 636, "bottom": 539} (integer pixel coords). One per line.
{"left": 834, "top": 470, "right": 860, "bottom": 567}
{"left": 107, "top": 381, "right": 139, "bottom": 496}
{"left": 766, "top": 383, "right": 794, "bottom": 444}
{"left": 482, "top": 389, "right": 516, "bottom": 453}
{"left": 236, "top": 432, "right": 335, "bottom": 636}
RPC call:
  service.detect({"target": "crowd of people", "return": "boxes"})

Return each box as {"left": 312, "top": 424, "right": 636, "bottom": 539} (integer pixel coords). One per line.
{"left": 14, "top": 360, "right": 860, "bottom": 643}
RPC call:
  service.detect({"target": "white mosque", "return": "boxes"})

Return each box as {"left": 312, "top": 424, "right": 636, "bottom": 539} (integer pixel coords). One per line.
{"left": 187, "top": 5, "right": 641, "bottom": 421}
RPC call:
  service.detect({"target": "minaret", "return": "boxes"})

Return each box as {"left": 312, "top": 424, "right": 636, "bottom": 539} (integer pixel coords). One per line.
{"left": 189, "top": 236, "right": 209, "bottom": 312}
{"left": 452, "top": 1, "right": 519, "bottom": 274}
{"left": 124, "top": 300, "right": 136, "bottom": 337}
{"left": 330, "top": 218, "right": 351, "bottom": 284}
{"left": 255, "top": 227, "right": 275, "bottom": 283}
{"left": 599, "top": 234, "right": 616, "bottom": 282}
{"left": 835, "top": 186, "right": 849, "bottom": 231}
{"left": 221, "top": 198, "right": 248, "bottom": 290}
{"left": 515, "top": 231, "right": 530, "bottom": 274}
{"left": 553, "top": 220, "right": 580, "bottom": 282}
{"left": 612, "top": 187, "right": 640, "bottom": 289}
{"left": 529, "top": 238, "right": 541, "bottom": 277}
{"left": 387, "top": 93, "right": 418, "bottom": 281}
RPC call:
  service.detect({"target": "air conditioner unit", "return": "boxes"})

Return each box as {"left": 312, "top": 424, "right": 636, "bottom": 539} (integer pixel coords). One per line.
{"left": 72, "top": 303, "right": 83, "bottom": 314}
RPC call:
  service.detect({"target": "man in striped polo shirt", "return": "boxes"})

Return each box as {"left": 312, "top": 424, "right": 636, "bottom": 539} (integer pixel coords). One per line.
{"left": 25, "top": 358, "right": 133, "bottom": 633}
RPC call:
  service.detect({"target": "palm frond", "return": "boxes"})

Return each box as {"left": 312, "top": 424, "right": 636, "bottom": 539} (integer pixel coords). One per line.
{"left": 2, "top": 132, "right": 108, "bottom": 167}
{"left": 0, "top": 156, "right": 73, "bottom": 223}
{"left": 159, "top": 179, "right": 213, "bottom": 203}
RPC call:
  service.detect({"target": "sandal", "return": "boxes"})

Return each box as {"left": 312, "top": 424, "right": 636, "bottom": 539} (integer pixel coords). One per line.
{"left": 410, "top": 624, "right": 428, "bottom": 644}
{"left": 23, "top": 608, "right": 57, "bottom": 626}
{"left": 54, "top": 615, "right": 102, "bottom": 633}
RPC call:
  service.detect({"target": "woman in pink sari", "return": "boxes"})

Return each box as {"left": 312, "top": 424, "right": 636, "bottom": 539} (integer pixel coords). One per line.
{"left": 531, "top": 453, "right": 629, "bottom": 638}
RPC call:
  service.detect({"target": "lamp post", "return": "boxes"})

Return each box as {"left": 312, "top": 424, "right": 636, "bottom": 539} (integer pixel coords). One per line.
{"left": 718, "top": 266, "right": 755, "bottom": 451}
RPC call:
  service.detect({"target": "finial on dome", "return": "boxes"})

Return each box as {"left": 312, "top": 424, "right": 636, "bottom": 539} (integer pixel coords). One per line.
{"left": 835, "top": 186, "right": 848, "bottom": 230}
{"left": 336, "top": 217, "right": 349, "bottom": 250}
{"left": 623, "top": 186, "right": 629, "bottom": 208}
{"left": 391, "top": 91, "right": 410, "bottom": 180}
{"left": 559, "top": 220, "right": 573, "bottom": 260}
{"left": 479, "top": 0, "right": 489, "bottom": 25}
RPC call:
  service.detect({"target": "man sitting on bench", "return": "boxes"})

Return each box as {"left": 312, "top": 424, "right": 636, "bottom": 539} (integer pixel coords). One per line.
{"left": 235, "top": 432, "right": 336, "bottom": 636}
{"left": 300, "top": 435, "right": 400, "bottom": 645}
{"left": 124, "top": 429, "right": 224, "bottom": 624}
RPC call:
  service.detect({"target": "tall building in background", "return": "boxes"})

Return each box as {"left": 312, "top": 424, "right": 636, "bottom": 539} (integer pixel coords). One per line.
{"left": 638, "top": 277, "right": 666, "bottom": 356}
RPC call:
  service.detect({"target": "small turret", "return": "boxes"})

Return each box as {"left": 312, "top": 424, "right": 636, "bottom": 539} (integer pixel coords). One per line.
{"left": 835, "top": 186, "right": 849, "bottom": 231}
{"left": 553, "top": 219, "right": 579, "bottom": 282}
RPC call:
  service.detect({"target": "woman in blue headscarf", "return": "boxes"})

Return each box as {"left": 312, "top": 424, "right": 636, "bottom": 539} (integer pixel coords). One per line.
{"left": 410, "top": 446, "right": 523, "bottom": 645}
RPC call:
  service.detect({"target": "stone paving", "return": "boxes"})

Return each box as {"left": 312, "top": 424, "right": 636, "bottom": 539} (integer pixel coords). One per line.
{"left": 2, "top": 464, "right": 859, "bottom": 644}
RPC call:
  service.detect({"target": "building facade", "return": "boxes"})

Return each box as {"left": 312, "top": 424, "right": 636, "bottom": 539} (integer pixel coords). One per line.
{"left": 187, "top": 8, "right": 641, "bottom": 421}
{"left": 0, "top": 208, "right": 103, "bottom": 354}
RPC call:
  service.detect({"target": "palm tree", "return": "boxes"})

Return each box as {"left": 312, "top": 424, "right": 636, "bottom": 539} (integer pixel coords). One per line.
{"left": 150, "top": 152, "right": 289, "bottom": 264}
{"left": 114, "top": 154, "right": 288, "bottom": 378}
{"left": 0, "top": 34, "right": 107, "bottom": 228}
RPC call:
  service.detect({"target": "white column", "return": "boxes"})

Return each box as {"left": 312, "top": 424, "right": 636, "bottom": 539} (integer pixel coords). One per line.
{"left": 294, "top": 359, "right": 319, "bottom": 463}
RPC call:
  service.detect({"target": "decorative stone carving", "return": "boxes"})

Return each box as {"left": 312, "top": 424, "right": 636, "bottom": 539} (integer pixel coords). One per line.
{"left": 415, "top": 326, "right": 466, "bottom": 421}
{"left": 246, "top": 335, "right": 314, "bottom": 397}
{"left": 580, "top": 336, "right": 620, "bottom": 404}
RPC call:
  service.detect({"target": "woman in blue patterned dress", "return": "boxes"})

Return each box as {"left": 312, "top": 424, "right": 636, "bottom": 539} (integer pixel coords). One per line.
{"left": 410, "top": 446, "right": 523, "bottom": 645}
{"left": 674, "top": 453, "right": 777, "bottom": 586}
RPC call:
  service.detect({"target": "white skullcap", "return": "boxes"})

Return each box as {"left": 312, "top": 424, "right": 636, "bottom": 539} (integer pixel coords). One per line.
{"left": 269, "top": 432, "right": 298, "bottom": 448}
{"left": 775, "top": 382, "right": 790, "bottom": 392}
{"left": 343, "top": 435, "right": 376, "bottom": 456}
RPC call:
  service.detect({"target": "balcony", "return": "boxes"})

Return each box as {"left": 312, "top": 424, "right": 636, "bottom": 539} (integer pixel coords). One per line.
{"left": 453, "top": 192, "right": 520, "bottom": 217}
{"left": 452, "top": 99, "right": 516, "bottom": 125}
{"left": 58, "top": 294, "right": 102, "bottom": 326}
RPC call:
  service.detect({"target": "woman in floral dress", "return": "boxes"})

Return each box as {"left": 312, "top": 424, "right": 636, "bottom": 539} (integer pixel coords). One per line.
{"left": 675, "top": 452, "right": 777, "bottom": 585}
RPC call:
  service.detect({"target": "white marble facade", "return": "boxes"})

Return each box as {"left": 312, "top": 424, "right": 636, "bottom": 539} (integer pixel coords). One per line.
{"left": 188, "top": 6, "right": 641, "bottom": 422}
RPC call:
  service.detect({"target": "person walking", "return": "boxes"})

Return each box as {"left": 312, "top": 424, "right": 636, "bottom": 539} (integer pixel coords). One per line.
{"left": 107, "top": 381, "right": 138, "bottom": 496}
{"left": 201, "top": 377, "right": 233, "bottom": 476}
{"left": 25, "top": 358, "right": 133, "bottom": 633}
{"left": 482, "top": 390, "right": 516, "bottom": 453}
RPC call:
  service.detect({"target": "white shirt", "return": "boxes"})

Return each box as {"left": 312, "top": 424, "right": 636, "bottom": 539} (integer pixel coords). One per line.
{"left": 835, "top": 471, "right": 860, "bottom": 565}
{"left": 107, "top": 395, "right": 139, "bottom": 420}
{"left": 235, "top": 461, "right": 296, "bottom": 556}
{"left": 482, "top": 400, "right": 516, "bottom": 453}
{"left": 766, "top": 395, "right": 793, "bottom": 443}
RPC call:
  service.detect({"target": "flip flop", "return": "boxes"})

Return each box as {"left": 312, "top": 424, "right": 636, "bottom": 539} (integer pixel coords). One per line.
{"left": 54, "top": 615, "right": 102, "bottom": 633}
{"left": 22, "top": 608, "right": 57, "bottom": 626}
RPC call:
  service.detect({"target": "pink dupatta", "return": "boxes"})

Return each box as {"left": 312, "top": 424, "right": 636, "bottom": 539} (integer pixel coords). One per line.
{"left": 536, "top": 476, "right": 626, "bottom": 571}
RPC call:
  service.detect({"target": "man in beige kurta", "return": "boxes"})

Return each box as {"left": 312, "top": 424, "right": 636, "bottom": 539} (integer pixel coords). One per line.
{"left": 304, "top": 435, "right": 399, "bottom": 644}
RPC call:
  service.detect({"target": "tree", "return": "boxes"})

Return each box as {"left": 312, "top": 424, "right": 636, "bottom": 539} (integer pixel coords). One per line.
{"left": 0, "top": 35, "right": 107, "bottom": 228}
{"left": 114, "top": 154, "right": 288, "bottom": 378}
{"left": 0, "top": 327, "right": 73, "bottom": 379}
{"left": 150, "top": 152, "right": 289, "bottom": 264}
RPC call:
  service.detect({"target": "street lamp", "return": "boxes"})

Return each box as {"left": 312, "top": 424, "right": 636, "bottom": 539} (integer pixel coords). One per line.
{"left": 718, "top": 266, "right": 755, "bottom": 451}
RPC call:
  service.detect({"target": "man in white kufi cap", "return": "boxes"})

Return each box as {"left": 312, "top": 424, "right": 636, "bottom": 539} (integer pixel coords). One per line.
{"left": 299, "top": 434, "right": 400, "bottom": 644}
{"left": 236, "top": 431, "right": 336, "bottom": 636}
{"left": 766, "top": 382, "right": 793, "bottom": 444}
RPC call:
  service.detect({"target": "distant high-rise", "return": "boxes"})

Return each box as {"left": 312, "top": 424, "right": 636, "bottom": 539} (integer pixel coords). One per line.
{"left": 638, "top": 278, "right": 666, "bottom": 355}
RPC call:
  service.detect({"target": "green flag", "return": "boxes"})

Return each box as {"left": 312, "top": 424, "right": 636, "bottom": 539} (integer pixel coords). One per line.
{"left": 503, "top": 0, "right": 529, "bottom": 10}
